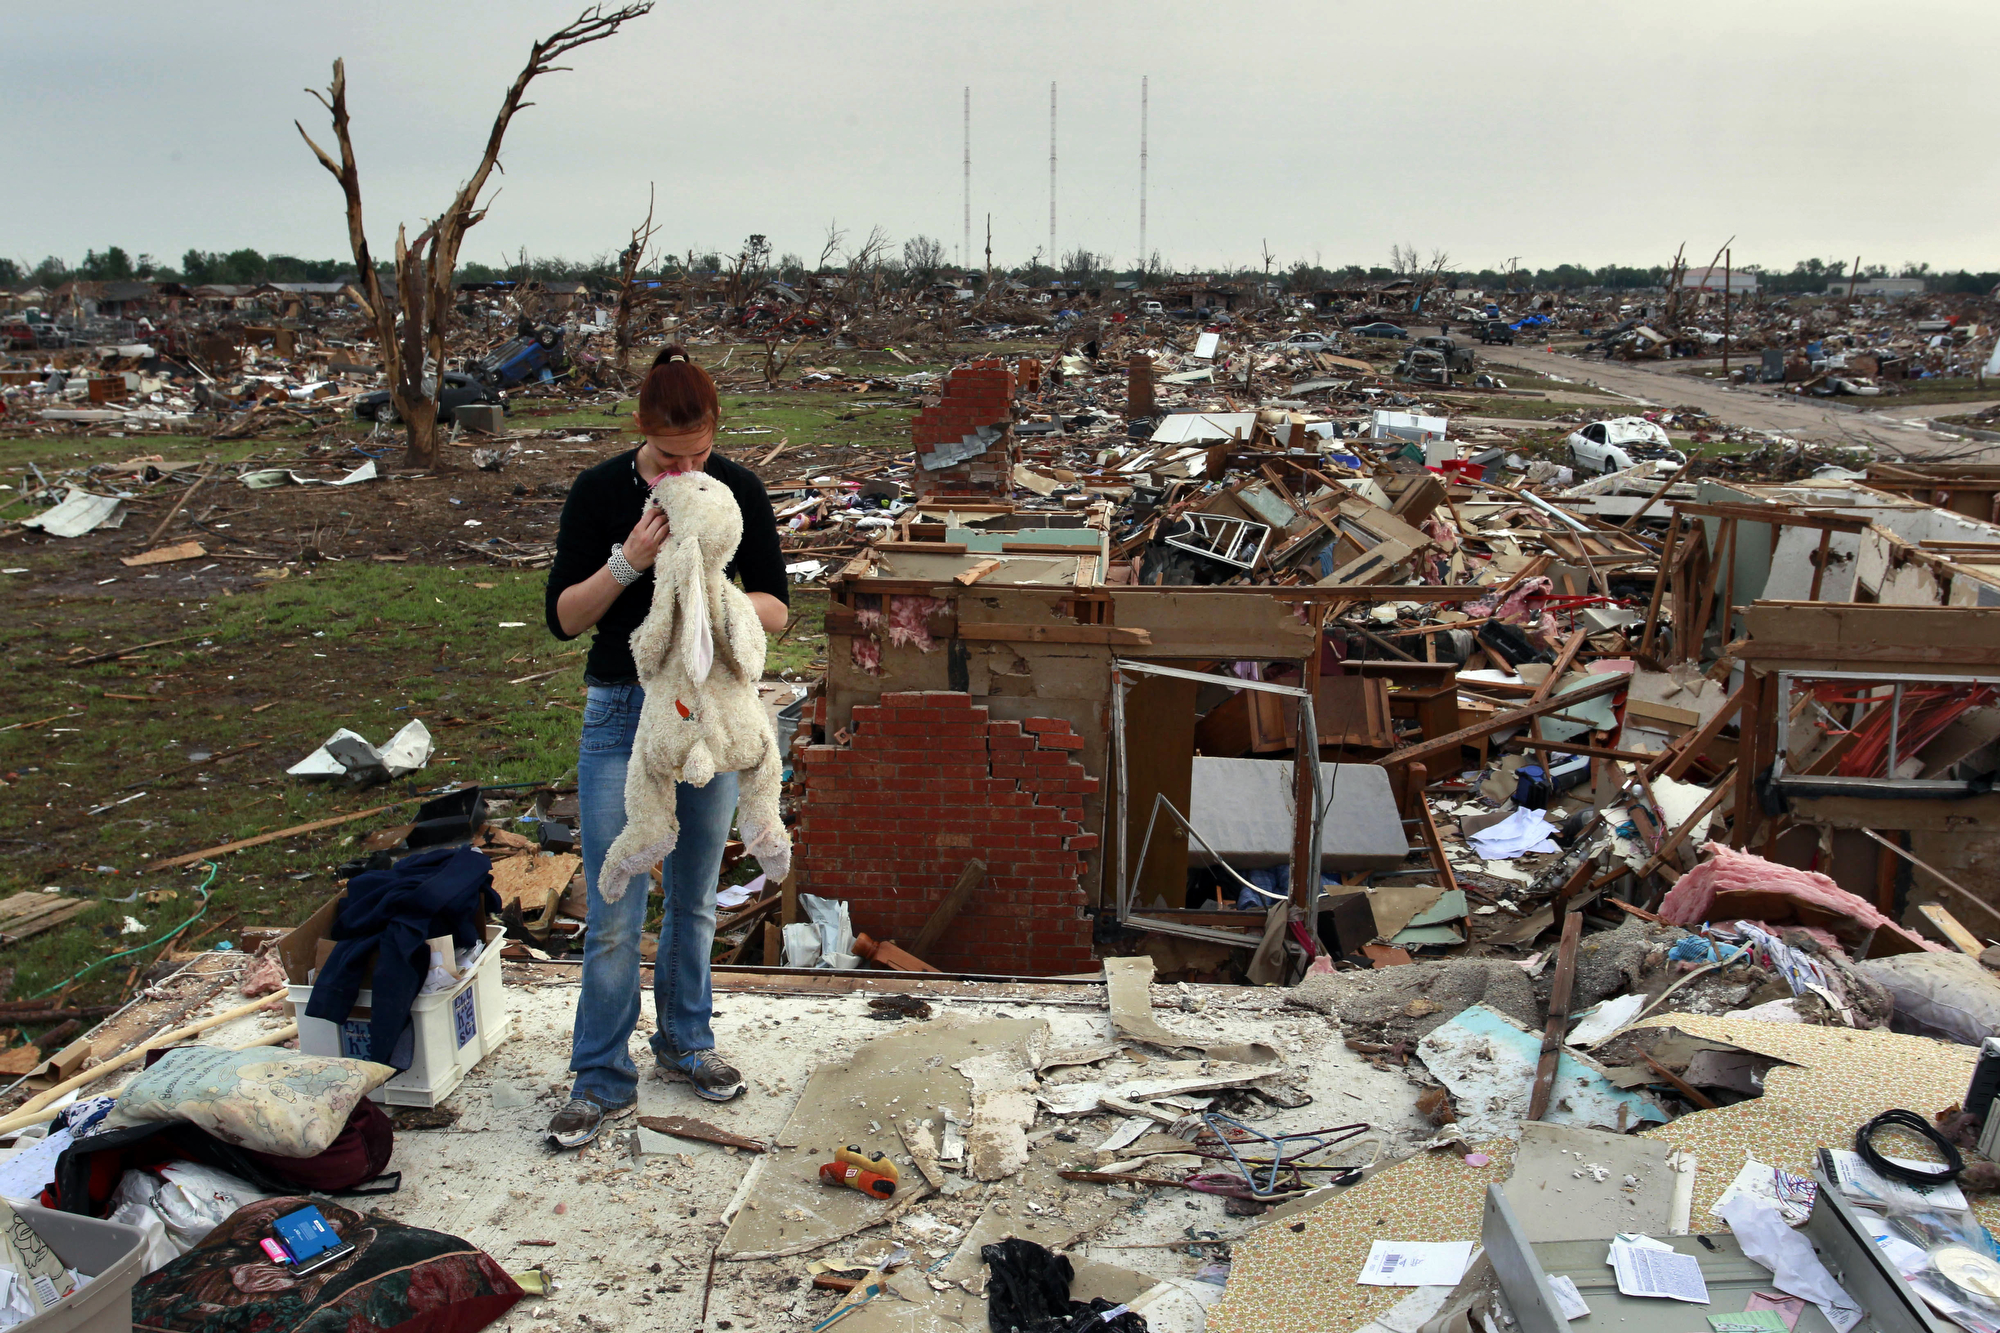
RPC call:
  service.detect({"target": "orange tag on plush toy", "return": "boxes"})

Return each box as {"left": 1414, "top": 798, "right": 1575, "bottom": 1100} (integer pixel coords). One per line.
{"left": 675, "top": 699, "right": 692, "bottom": 720}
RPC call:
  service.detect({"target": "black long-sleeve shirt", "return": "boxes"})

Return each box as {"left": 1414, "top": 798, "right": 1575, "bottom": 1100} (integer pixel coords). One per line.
{"left": 544, "top": 448, "right": 790, "bottom": 683}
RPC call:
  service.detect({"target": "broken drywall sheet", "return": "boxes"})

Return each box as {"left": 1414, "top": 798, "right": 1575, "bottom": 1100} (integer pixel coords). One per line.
{"left": 1036, "top": 1058, "right": 1278, "bottom": 1117}
{"left": 1505, "top": 1121, "right": 1677, "bottom": 1242}
{"left": 1416, "top": 1004, "right": 1667, "bottom": 1141}
{"left": 1036, "top": 1042, "right": 1119, "bottom": 1073}
{"left": 1104, "top": 955, "right": 1280, "bottom": 1064}
{"left": 897, "top": 1118, "right": 944, "bottom": 1188}
{"left": 1651, "top": 773, "right": 1719, "bottom": 847}
{"left": 719, "top": 1016, "right": 1044, "bottom": 1258}
{"left": 1565, "top": 992, "right": 1649, "bottom": 1048}
{"left": 954, "top": 1024, "right": 1047, "bottom": 1181}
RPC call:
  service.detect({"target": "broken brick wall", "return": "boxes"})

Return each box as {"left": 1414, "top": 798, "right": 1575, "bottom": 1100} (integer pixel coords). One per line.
{"left": 911, "top": 359, "right": 1016, "bottom": 500}
{"left": 796, "top": 690, "right": 1098, "bottom": 976}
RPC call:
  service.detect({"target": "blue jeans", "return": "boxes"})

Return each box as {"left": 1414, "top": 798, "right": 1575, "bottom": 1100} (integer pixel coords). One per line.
{"left": 570, "top": 681, "right": 740, "bottom": 1109}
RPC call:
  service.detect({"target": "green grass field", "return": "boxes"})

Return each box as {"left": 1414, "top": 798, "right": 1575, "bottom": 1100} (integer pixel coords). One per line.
{"left": 0, "top": 563, "right": 828, "bottom": 1010}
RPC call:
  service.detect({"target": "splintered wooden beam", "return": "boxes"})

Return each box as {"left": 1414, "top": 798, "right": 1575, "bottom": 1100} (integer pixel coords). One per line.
{"left": 1528, "top": 910, "right": 1583, "bottom": 1121}
{"left": 913, "top": 859, "right": 986, "bottom": 960}
{"left": 155, "top": 802, "right": 405, "bottom": 869}
{"left": 1380, "top": 670, "right": 1625, "bottom": 774}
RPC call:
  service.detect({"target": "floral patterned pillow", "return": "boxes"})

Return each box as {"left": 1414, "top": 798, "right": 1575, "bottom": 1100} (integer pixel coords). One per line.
{"left": 133, "top": 1196, "right": 522, "bottom": 1333}
{"left": 108, "top": 1048, "right": 396, "bottom": 1159}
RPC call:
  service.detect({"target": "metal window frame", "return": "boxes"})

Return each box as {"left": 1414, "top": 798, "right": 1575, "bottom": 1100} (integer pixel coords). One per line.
{"left": 1108, "top": 659, "right": 1321, "bottom": 945}
{"left": 1771, "top": 667, "right": 2000, "bottom": 797}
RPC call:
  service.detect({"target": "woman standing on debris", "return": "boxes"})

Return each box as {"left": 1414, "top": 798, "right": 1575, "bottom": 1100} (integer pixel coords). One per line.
{"left": 542, "top": 346, "right": 789, "bottom": 1149}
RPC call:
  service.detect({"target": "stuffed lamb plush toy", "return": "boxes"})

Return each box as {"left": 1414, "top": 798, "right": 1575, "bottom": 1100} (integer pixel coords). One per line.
{"left": 599, "top": 471, "right": 790, "bottom": 897}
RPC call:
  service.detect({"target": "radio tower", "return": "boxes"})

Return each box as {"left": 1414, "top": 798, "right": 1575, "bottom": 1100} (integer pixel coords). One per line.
{"left": 1048, "top": 82, "right": 1057, "bottom": 267}
{"left": 961, "top": 87, "right": 971, "bottom": 273}
{"left": 1139, "top": 75, "right": 1149, "bottom": 273}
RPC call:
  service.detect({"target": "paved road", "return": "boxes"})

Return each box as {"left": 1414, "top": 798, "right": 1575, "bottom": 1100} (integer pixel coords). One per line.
{"left": 1485, "top": 344, "right": 1999, "bottom": 459}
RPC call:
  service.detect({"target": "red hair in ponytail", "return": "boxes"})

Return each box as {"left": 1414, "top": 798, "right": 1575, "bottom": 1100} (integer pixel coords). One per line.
{"left": 634, "top": 345, "right": 720, "bottom": 435}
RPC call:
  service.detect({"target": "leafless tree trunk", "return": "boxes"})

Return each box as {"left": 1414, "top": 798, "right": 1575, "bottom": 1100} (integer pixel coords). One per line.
{"left": 613, "top": 183, "right": 660, "bottom": 365}
{"left": 1662, "top": 243, "right": 1690, "bottom": 330}
{"left": 802, "top": 221, "right": 846, "bottom": 332}
{"left": 297, "top": 4, "right": 651, "bottom": 468}
{"left": 762, "top": 336, "right": 800, "bottom": 388}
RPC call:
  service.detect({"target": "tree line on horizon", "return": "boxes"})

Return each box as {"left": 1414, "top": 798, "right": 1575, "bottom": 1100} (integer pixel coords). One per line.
{"left": 5, "top": 243, "right": 1994, "bottom": 299}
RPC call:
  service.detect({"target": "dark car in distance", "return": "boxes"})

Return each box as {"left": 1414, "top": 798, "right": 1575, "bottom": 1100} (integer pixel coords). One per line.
{"left": 1347, "top": 322, "right": 1409, "bottom": 339}
{"left": 353, "top": 371, "right": 502, "bottom": 425}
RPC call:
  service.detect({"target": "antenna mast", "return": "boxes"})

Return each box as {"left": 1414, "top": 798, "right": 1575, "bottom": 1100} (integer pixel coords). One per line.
{"left": 1048, "top": 82, "right": 1057, "bottom": 267}
{"left": 961, "top": 87, "right": 971, "bottom": 272}
{"left": 1139, "top": 75, "right": 1148, "bottom": 272}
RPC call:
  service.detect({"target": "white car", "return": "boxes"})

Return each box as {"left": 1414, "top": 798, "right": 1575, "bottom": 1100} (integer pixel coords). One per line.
{"left": 1262, "top": 332, "right": 1336, "bottom": 353}
{"left": 1566, "top": 416, "right": 1684, "bottom": 474}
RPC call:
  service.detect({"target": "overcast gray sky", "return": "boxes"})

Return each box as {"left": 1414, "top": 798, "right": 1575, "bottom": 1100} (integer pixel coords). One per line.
{"left": 6, "top": 0, "right": 1996, "bottom": 277}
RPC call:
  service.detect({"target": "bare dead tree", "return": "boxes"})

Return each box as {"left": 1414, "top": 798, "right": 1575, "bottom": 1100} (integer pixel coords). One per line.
{"left": 297, "top": 4, "right": 651, "bottom": 467}
{"left": 762, "top": 335, "right": 801, "bottom": 388}
{"left": 1417, "top": 248, "right": 1453, "bottom": 307}
{"left": 613, "top": 182, "right": 661, "bottom": 360}
{"left": 799, "top": 221, "right": 846, "bottom": 331}
{"left": 1661, "top": 242, "right": 1690, "bottom": 330}
{"left": 842, "top": 225, "right": 892, "bottom": 316}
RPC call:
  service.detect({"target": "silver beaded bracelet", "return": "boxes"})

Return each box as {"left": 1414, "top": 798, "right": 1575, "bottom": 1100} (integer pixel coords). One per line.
{"left": 608, "top": 543, "right": 642, "bottom": 587}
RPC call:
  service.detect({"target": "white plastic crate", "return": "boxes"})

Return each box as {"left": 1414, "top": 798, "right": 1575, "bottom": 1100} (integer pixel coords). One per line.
{"left": 289, "top": 922, "right": 513, "bottom": 1107}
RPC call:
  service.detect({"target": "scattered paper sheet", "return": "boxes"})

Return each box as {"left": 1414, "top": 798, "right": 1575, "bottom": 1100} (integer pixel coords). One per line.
{"left": 1718, "top": 1194, "right": 1862, "bottom": 1333}
{"left": 1708, "top": 1312, "right": 1789, "bottom": 1333}
{"left": 1548, "top": 1274, "right": 1590, "bottom": 1321}
{"left": 0, "top": 1129, "right": 72, "bottom": 1202}
{"left": 1745, "top": 1293, "right": 1807, "bottom": 1331}
{"left": 716, "top": 875, "right": 765, "bottom": 911}
{"left": 1357, "top": 1240, "right": 1474, "bottom": 1287}
{"left": 1609, "top": 1237, "right": 1710, "bottom": 1303}
{"left": 1710, "top": 1153, "right": 1816, "bottom": 1225}
{"left": 1821, "top": 1147, "right": 1968, "bottom": 1212}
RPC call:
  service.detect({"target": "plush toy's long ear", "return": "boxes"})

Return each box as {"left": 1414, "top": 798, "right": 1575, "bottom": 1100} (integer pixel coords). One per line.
{"left": 705, "top": 571, "right": 756, "bottom": 682}
{"left": 672, "top": 539, "right": 715, "bottom": 683}
{"left": 628, "top": 554, "right": 679, "bottom": 679}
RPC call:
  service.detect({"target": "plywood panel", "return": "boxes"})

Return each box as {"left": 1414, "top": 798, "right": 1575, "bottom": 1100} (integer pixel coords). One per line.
{"left": 1119, "top": 675, "right": 1199, "bottom": 913}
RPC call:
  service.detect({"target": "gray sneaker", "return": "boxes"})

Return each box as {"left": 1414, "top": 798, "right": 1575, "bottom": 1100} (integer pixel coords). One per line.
{"left": 545, "top": 1097, "right": 633, "bottom": 1150}
{"left": 659, "top": 1049, "right": 746, "bottom": 1102}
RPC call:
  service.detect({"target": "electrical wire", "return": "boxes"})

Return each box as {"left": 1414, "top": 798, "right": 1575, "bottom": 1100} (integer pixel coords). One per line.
{"left": 1855, "top": 1109, "right": 1962, "bottom": 1186}
{"left": 27, "top": 862, "right": 219, "bottom": 1000}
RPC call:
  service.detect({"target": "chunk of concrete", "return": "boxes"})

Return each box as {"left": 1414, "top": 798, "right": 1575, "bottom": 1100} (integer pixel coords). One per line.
{"left": 453, "top": 403, "right": 506, "bottom": 434}
{"left": 1188, "top": 758, "right": 1409, "bottom": 871}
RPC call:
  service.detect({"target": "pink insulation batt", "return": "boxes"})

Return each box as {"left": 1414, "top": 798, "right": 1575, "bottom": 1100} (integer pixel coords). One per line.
{"left": 1659, "top": 842, "right": 1943, "bottom": 952}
